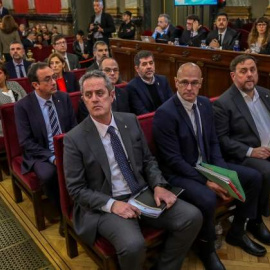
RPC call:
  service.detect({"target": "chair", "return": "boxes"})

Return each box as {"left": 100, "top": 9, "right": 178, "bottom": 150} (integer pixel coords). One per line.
{"left": 0, "top": 136, "right": 6, "bottom": 181}
{"left": 0, "top": 103, "right": 45, "bottom": 230}
{"left": 8, "top": 78, "right": 32, "bottom": 94}
{"left": 53, "top": 134, "right": 165, "bottom": 269}
{"left": 30, "top": 45, "right": 53, "bottom": 62}
{"left": 72, "top": 68, "right": 87, "bottom": 82}
{"left": 209, "top": 96, "right": 219, "bottom": 103}
{"left": 115, "top": 82, "right": 128, "bottom": 89}
{"left": 141, "top": 30, "right": 153, "bottom": 36}
{"left": 69, "top": 91, "right": 81, "bottom": 120}
{"left": 237, "top": 29, "right": 250, "bottom": 51}
{"left": 79, "top": 57, "right": 94, "bottom": 68}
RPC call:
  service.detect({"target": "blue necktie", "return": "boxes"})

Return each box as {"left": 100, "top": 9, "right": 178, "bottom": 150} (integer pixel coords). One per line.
{"left": 192, "top": 104, "right": 207, "bottom": 162}
{"left": 46, "top": 100, "right": 61, "bottom": 136}
{"left": 18, "top": 64, "right": 24, "bottom": 78}
{"left": 107, "top": 126, "right": 141, "bottom": 194}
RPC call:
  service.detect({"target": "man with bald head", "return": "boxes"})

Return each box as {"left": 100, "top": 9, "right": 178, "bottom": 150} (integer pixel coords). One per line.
{"left": 153, "top": 62, "right": 265, "bottom": 269}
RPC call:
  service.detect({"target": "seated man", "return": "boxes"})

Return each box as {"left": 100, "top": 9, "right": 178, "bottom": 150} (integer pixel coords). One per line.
{"left": 79, "top": 57, "right": 129, "bottom": 122}
{"left": 213, "top": 54, "right": 270, "bottom": 245}
{"left": 14, "top": 62, "right": 77, "bottom": 235}
{"left": 153, "top": 62, "right": 266, "bottom": 270}
{"left": 126, "top": 50, "right": 173, "bottom": 115}
{"left": 22, "top": 31, "right": 42, "bottom": 51}
{"left": 152, "top": 14, "right": 175, "bottom": 43}
{"left": 87, "top": 40, "right": 109, "bottom": 72}
{"left": 63, "top": 70, "right": 202, "bottom": 270}
{"left": 5, "top": 41, "right": 32, "bottom": 78}
{"left": 206, "top": 12, "right": 239, "bottom": 50}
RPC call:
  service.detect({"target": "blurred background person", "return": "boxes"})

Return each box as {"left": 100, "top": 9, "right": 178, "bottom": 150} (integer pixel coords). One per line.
{"left": 18, "top": 23, "right": 27, "bottom": 40}
{"left": 0, "top": 15, "right": 21, "bottom": 62}
{"left": 118, "top": 11, "right": 136, "bottom": 40}
{"left": 47, "top": 52, "right": 78, "bottom": 93}
{"left": 245, "top": 17, "right": 270, "bottom": 54}
{"left": 42, "top": 32, "right": 51, "bottom": 46}
{"left": 23, "top": 31, "right": 42, "bottom": 51}
{"left": 0, "top": 0, "right": 9, "bottom": 19}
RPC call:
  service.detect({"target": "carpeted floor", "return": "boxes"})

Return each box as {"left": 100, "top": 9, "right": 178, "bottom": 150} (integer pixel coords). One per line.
{"left": 0, "top": 197, "right": 55, "bottom": 270}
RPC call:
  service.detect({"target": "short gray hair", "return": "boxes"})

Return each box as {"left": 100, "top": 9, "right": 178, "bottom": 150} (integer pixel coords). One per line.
{"left": 159, "top": 14, "right": 170, "bottom": 24}
{"left": 79, "top": 70, "right": 113, "bottom": 94}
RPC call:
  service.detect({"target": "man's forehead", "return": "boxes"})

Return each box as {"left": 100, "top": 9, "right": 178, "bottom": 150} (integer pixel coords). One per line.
{"left": 97, "top": 45, "right": 108, "bottom": 51}
{"left": 236, "top": 59, "right": 256, "bottom": 69}
{"left": 103, "top": 59, "right": 117, "bottom": 67}
{"left": 217, "top": 16, "right": 227, "bottom": 21}
{"left": 10, "top": 45, "right": 23, "bottom": 50}
{"left": 37, "top": 67, "right": 53, "bottom": 77}
{"left": 139, "top": 56, "right": 153, "bottom": 63}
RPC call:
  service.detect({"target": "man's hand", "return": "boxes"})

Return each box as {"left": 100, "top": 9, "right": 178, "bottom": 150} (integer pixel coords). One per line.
{"left": 206, "top": 181, "right": 232, "bottom": 201}
{"left": 111, "top": 201, "right": 141, "bottom": 219}
{"left": 98, "top": 25, "right": 104, "bottom": 33}
{"left": 82, "top": 54, "right": 89, "bottom": 59}
{"left": 155, "top": 26, "right": 163, "bottom": 34}
{"left": 251, "top": 147, "right": 270, "bottom": 159}
{"left": 89, "top": 23, "right": 94, "bottom": 31}
{"left": 154, "top": 186, "right": 177, "bottom": 209}
{"left": 209, "top": 39, "right": 220, "bottom": 49}
{"left": 192, "top": 20, "right": 200, "bottom": 32}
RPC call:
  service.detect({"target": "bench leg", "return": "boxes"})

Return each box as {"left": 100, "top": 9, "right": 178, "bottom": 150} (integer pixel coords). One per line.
{"left": 32, "top": 191, "right": 46, "bottom": 231}
{"left": 11, "top": 175, "right": 23, "bottom": 203}
{"left": 66, "top": 223, "right": 79, "bottom": 258}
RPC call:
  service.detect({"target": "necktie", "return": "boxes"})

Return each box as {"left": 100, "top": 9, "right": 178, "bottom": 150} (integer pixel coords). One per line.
{"left": 107, "top": 126, "right": 141, "bottom": 194}
{"left": 46, "top": 100, "right": 61, "bottom": 136}
{"left": 18, "top": 64, "right": 24, "bottom": 78}
{"left": 218, "top": 34, "right": 222, "bottom": 45}
{"left": 64, "top": 57, "right": 70, "bottom": 71}
{"left": 192, "top": 104, "right": 207, "bottom": 162}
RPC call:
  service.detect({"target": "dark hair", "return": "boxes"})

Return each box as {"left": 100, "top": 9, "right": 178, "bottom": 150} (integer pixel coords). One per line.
{"left": 216, "top": 12, "right": 228, "bottom": 21}
{"left": 99, "top": 57, "right": 118, "bottom": 70}
{"left": 186, "top": 14, "right": 200, "bottom": 23}
{"left": 0, "top": 62, "right": 8, "bottom": 79}
{"left": 134, "top": 50, "right": 154, "bottom": 66}
{"left": 9, "top": 41, "right": 24, "bottom": 48}
{"left": 52, "top": 34, "right": 66, "bottom": 45}
{"left": 76, "top": 30, "right": 84, "bottom": 36}
{"left": 1, "top": 15, "right": 18, "bottom": 34}
{"left": 230, "top": 54, "right": 257, "bottom": 72}
{"left": 47, "top": 52, "right": 66, "bottom": 69}
{"left": 27, "top": 62, "right": 48, "bottom": 83}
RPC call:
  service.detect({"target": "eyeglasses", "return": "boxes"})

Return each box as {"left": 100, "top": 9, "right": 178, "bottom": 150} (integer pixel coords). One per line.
{"left": 103, "top": 68, "right": 119, "bottom": 74}
{"left": 39, "top": 74, "right": 58, "bottom": 83}
{"left": 55, "top": 41, "right": 67, "bottom": 46}
{"left": 257, "top": 23, "right": 267, "bottom": 27}
{"left": 176, "top": 80, "right": 201, "bottom": 87}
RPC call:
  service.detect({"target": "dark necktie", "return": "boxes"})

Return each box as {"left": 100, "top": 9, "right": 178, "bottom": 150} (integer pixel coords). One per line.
{"left": 46, "top": 100, "right": 61, "bottom": 136}
{"left": 107, "top": 126, "right": 141, "bottom": 194}
{"left": 192, "top": 104, "right": 207, "bottom": 162}
{"left": 18, "top": 64, "right": 24, "bottom": 78}
{"left": 218, "top": 34, "right": 222, "bottom": 45}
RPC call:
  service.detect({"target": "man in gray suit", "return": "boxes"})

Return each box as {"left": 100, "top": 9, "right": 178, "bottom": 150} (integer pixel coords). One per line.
{"left": 63, "top": 70, "right": 202, "bottom": 270}
{"left": 213, "top": 54, "right": 270, "bottom": 245}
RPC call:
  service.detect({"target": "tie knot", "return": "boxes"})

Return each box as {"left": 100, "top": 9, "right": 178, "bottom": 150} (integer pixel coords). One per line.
{"left": 46, "top": 100, "right": 52, "bottom": 107}
{"left": 107, "top": 126, "right": 115, "bottom": 135}
{"left": 192, "top": 103, "right": 197, "bottom": 110}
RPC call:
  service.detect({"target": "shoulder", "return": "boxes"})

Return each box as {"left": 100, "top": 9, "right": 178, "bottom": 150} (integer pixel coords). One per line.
{"left": 127, "top": 76, "right": 140, "bottom": 86}
{"left": 257, "top": 85, "right": 270, "bottom": 94}
{"left": 227, "top": 27, "right": 237, "bottom": 35}
{"left": 155, "top": 74, "right": 169, "bottom": 84}
{"left": 155, "top": 95, "right": 175, "bottom": 115}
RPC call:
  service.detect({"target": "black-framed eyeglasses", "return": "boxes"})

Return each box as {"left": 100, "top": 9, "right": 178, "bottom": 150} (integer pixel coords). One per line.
{"left": 55, "top": 41, "right": 67, "bottom": 46}
{"left": 103, "top": 68, "right": 119, "bottom": 74}
{"left": 39, "top": 74, "right": 58, "bottom": 83}
{"left": 177, "top": 80, "right": 201, "bottom": 87}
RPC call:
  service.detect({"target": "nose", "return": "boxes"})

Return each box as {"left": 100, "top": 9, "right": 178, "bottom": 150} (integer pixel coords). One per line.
{"left": 186, "top": 83, "right": 192, "bottom": 90}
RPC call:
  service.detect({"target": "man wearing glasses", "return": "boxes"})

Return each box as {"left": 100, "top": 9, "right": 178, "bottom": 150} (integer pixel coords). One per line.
{"left": 52, "top": 34, "right": 80, "bottom": 70}
{"left": 14, "top": 62, "right": 77, "bottom": 236}
{"left": 126, "top": 50, "right": 173, "bottom": 115}
{"left": 153, "top": 62, "right": 265, "bottom": 270}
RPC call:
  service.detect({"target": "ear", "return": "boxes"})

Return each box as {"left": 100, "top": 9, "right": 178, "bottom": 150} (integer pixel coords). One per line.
{"left": 32, "top": 81, "right": 39, "bottom": 90}
{"left": 110, "top": 89, "right": 115, "bottom": 101}
{"left": 135, "top": 65, "right": 139, "bottom": 73}
{"left": 230, "top": 71, "right": 235, "bottom": 81}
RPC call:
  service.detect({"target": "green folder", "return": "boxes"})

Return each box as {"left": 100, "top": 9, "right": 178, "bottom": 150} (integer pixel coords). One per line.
{"left": 195, "top": 162, "right": 246, "bottom": 202}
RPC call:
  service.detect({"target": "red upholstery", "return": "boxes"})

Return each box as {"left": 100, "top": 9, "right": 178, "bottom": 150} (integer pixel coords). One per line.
{"left": 0, "top": 103, "right": 45, "bottom": 230}
{"left": 69, "top": 91, "right": 81, "bottom": 123}
{"left": 142, "top": 30, "right": 153, "bottom": 36}
{"left": 0, "top": 136, "right": 5, "bottom": 152}
{"left": 30, "top": 45, "right": 53, "bottom": 62}
{"left": 209, "top": 96, "right": 219, "bottom": 103}
{"left": 72, "top": 68, "right": 86, "bottom": 82}
{"left": 115, "top": 82, "right": 128, "bottom": 89}
{"left": 65, "top": 36, "right": 75, "bottom": 43}
{"left": 8, "top": 78, "right": 32, "bottom": 94}
{"left": 242, "top": 23, "right": 253, "bottom": 32}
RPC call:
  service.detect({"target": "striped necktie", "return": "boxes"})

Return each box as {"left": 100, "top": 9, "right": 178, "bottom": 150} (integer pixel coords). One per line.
{"left": 17, "top": 64, "right": 25, "bottom": 78}
{"left": 46, "top": 100, "right": 61, "bottom": 136}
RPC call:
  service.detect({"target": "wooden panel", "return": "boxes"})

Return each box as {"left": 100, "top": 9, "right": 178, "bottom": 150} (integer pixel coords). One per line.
{"left": 110, "top": 39, "right": 270, "bottom": 97}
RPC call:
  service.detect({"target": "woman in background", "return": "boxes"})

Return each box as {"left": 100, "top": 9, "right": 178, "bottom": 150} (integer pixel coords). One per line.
{"left": 47, "top": 52, "right": 78, "bottom": 93}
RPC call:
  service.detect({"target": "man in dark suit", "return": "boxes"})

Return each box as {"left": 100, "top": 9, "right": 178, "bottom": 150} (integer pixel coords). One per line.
{"left": 87, "top": 0, "right": 116, "bottom": 49}
{"left": 213, "top": 54, "right": 270, "bottom": 245}
{"left": 52, "top": 34, "right": 80, "bottom": 70}
{"left": 153, "top": 62, "right": 266, "bottom": 269}
{"left": 125, "top": 50, "right": 173, "bottom": 115}
{"left": 79, "top": 57, "right": 129, "bottom": 122}
{"left": 0, "top": 0, "right": 9, "bottom": 19}
{"left": 22, "top": 31, "right": 42, "bottom": 51}
{"left": 14, "top": 62, "right": 77, "bottom": 235}
{"left": 5, "top": 42, "right": 32, "bottom": 79}
{"left": 151, "top": 14, "right": 175, "bottom": 43}
{"left": 64, "top": 69, "right": 202, "bottom": 270}
{"left": 206, "top": 12, "right": 239, "bottom": 50}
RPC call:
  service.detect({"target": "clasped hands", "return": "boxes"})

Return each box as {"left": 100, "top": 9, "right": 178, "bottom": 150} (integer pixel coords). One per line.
{"left": 206, "top": 180, "right": 232, "bottom": 202}
{"left": 111, "top": 186, "right": 177, "bottom": 219}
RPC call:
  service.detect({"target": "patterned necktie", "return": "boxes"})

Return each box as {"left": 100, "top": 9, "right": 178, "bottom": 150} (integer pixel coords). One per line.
{"left": 218, "top": 34, "right": 222, "bottom": 46}
{"left": 18, "top": 64, "right": 24, "bottom": 78}
{"left": 64, "top": 57, "right": 70, "bottom": 71}
{"left": 46, "top": 100, "right": 61, "bottom": 136}
{"left": 107, "top": 126, "right": 141, "bottom": 194}
{"left": 192, "top": 104, "right": 207, "bottom": 162}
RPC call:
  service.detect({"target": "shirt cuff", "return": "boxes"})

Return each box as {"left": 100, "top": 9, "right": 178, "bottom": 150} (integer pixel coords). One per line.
{"left": 49, "top": 155, "right": 55, "bottom": 164}
{"left": 193, "top": 31, "right": 198, "bottom": 36}
{"left": 101, "top": 198, "right": 116, "bottom": 213}
{"left": 246, "top": 147, "right": 253, "bottom": 157}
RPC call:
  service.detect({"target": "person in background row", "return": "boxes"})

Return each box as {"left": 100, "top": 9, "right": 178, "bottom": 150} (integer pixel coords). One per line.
{"left": 5, "top": 41, "right": 32, "bottom": 79}
{"left": 126, "top": 50, "right": 173, "bottom": 115}
{"left": 18, "top": 24, "right": 28, "bottom": 40}
{"left": 152, "top": 13, "right": 175, "bottom": 43}
{"left": 0, "top": 62, "right": 27, "bottom": 136}
{"left": 0, "top": 15, "right": 21, "bottom": 62}
{"left": 42, "top": 32, "right": 51, "bottom": 46}
{"left": 87, "top": 40, "right": 109, "bottom": 71}
{"left": 206, "top": 12, "right": 239, "bottom": 50}
{"left": 118, "top": 11, "right": 136, "bottom": 40}
{"left": 51, "top": 26, "right": 59, "bottom": 38}
{"left": 245, "top": 17, "right": 270, "bottom": 54}
{"left": 0, "top": 0, "right": 9, "bottom": 19}
{"left": 48, "top": 52, "right": 78, "bottom": 93}
{"left": 23, "top": 31, "right": 42, "bottom": 51}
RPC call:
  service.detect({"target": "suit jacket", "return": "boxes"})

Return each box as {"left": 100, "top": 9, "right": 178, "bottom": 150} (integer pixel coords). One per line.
{"left": 59, "top": 72, "right": 79, "bottom": 93}
{"left": 126, "top": 74, "right": 173, "bottom": 115}
{"left": 73, "top": 40, "right": 91, "bottom": 61}
{"left": 22, "top": 38, "right": 35, "bottom": 50}
{"left": 213, "top": 84, "right": 270, "bottom": 163}
{"left": 5, "top": 60, "right": 32, "bottom": 79}
{"left": 86, "top": 61, "right": 99, "bottom": 72}
{"left": 180, "top": 27, "right": 208, "bottom": 47}
{"left": 153, "top": 94, "right": 227, "bottom": 184}
{"left": 64, "top": 112, "right": 168, "bottom": 246}
{"left": 155, "top": 24, "right": 175, "bottom": 42}
{"left": 14, "top": 91, "right": 77, "bottom": 174}
{"left": 88, "top": 12, "right": 116, "bottom": 45}
{"left": 0, "top": 7, "right": 9, "bottom": 18}
{"left": 78, "top": 86, "right": 130, "bottom": 122}
{"left": 66, "top": 52, "right": 81, "bottom": 70}
{"left": 206, "top": 27, "right": 239, "bottom": 50}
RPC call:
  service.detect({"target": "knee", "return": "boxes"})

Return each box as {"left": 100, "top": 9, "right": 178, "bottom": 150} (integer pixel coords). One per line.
{"left": 118, "top": 237, "right": 146, "bottom": 258}
{"left": 199, "top": 192, "right": 217, "bottom": 216}
{"left": 185, "top": 205, "right": 203, "bottom": 234}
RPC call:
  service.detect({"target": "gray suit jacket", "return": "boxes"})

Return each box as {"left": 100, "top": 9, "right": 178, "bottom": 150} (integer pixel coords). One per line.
{"left": 63, "top": 112, "right": 167, "bottom": 246}
{"left": 213, "top": 84, "right": 270, "bottom": 162}
{"left": 66, "top": 53, "right": 80, "bottom": 70}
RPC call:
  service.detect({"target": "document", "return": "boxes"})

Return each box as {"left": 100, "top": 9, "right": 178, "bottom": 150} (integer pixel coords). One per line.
{"left": 195, "top": 163, "right": 246, "bottom": 202}
{"left": 128, "top": 186, "right": 184, "bottom": 218}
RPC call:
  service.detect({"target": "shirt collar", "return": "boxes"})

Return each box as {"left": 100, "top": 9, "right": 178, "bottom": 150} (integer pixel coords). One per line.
{"left": 164, "top": 25, "right": 170, "bottom": 34}
{"left": 90, "top": 113, "right": 117, "bottom": 138}
{"left": 218, "top": 28, "right": 227, "bottom": 36}
{"left": 139, "top": 74, "right": 155, "bottom": 85}
{"left": 238, "top": 87, "right": 259, "bottom": 102}
{"left": 13, "top": 59, "right": 24, "bottom": 66}
{"left": 34, "top": 91, "right": 52, "bottom": 107}
{"left": 177, "top": 91, "right": 197, "bottom": 111}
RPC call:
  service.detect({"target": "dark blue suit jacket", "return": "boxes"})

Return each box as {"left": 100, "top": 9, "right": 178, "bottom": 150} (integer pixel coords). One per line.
{"left": 15, "top": 91, "right": 77, "bottom": 174}
{"left": 0, "top": 7, "right": 9, "bottom": 18}
{"left": 126, "top": 74, "right": 173, "bottom": 115}
{"left": 60, "top": 72, "right": 79, "bottom": 93}
{"left": 153, "top": 94, "right": 227, "bottom": 184}
{"left": 5, "top": 60, "right": 32, "bottom": 79}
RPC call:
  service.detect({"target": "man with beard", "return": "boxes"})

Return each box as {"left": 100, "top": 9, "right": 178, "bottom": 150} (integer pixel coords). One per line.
{"left": 125, "top": 50, "right": 173, "bottom": 115}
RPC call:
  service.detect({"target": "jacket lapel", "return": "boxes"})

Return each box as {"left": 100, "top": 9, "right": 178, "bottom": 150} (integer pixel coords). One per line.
{"left": 258, "top": 88, "right": 270, "bottom": 112}
{"left": 137, "top": 77, "right": 154, "bottom": 106}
